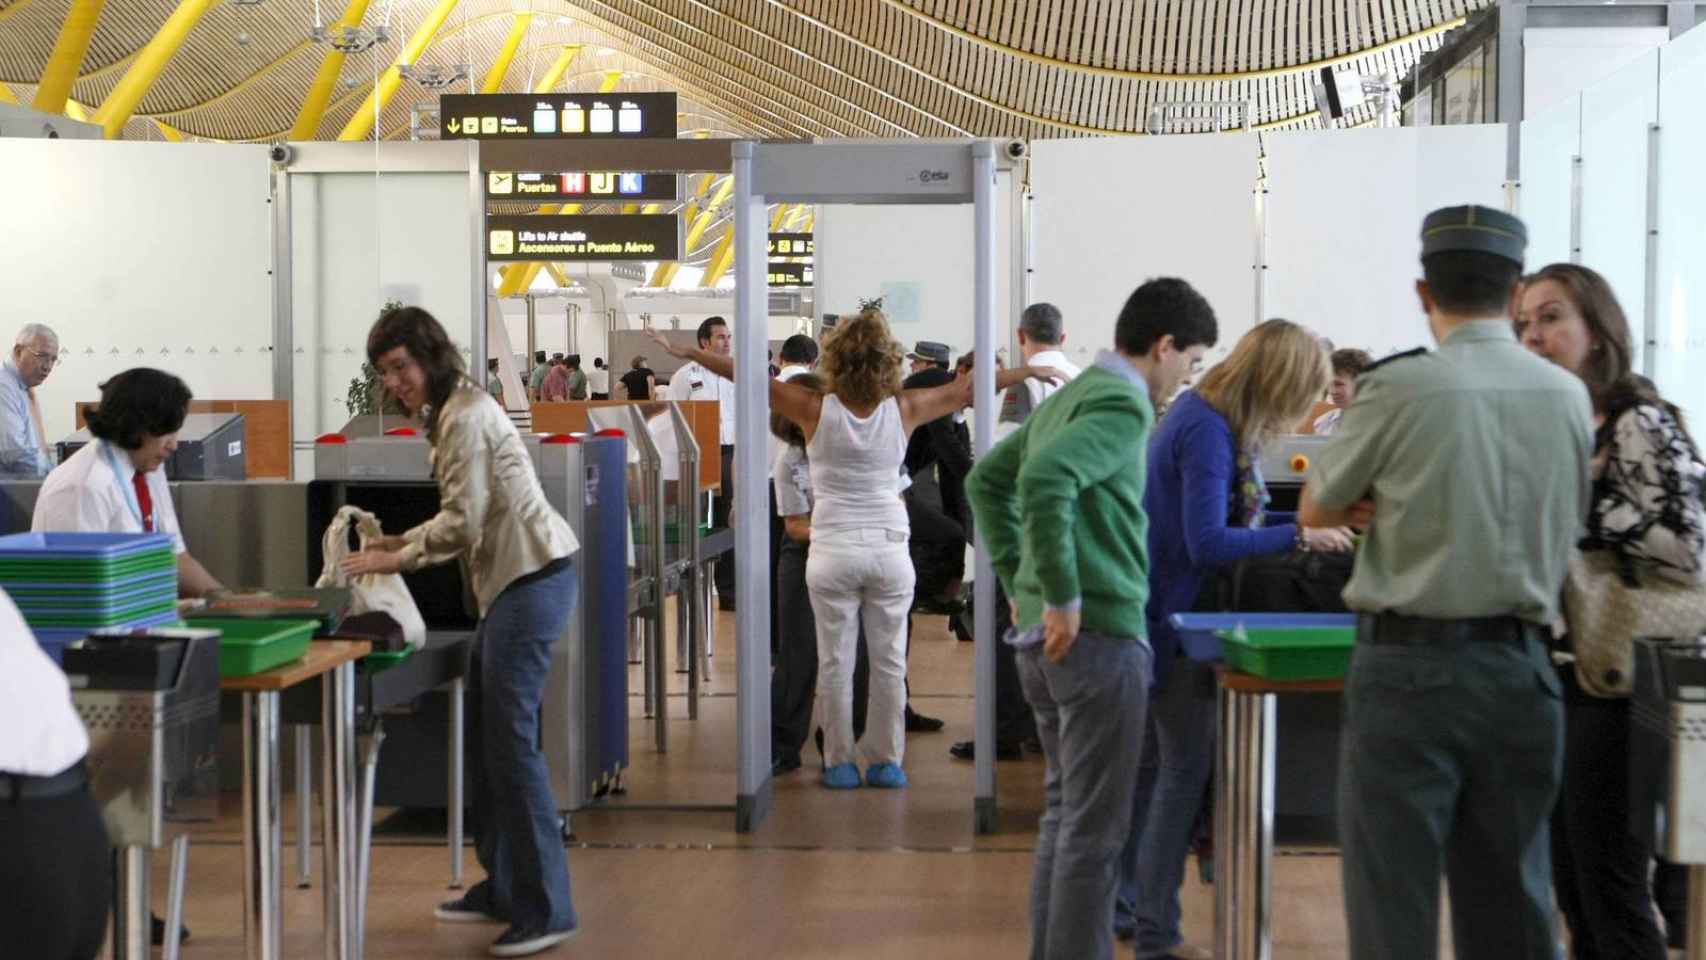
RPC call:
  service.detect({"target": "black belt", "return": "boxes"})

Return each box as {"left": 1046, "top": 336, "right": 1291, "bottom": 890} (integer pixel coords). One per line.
{"left": 0, "top": 761, "right": 88, "bottom": 801}
{"left": 1359, "top": 612, "right": 1544, "bottom": 648}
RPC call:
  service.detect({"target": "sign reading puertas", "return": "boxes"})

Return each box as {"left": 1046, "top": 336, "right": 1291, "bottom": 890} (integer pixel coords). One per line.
{"left": 486, "top": 214, "right": 681, "bottom": 262}
{"left": 440, "top": 93, "right": 678, "bottom": 139}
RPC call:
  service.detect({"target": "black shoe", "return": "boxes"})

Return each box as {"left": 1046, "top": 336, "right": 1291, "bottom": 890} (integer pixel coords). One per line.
{"left": 1114, "top": 925, "right": 1136, "bottom": 942}
{"left": 771, "top": 753, "right": 802, "bottom": 776}
{"left": 949, "top": 739, "right": 1022, "bottom": 762}
{"left": 814, "top": 728, "right": 825, "bottom": 769}
{"left": 905, "top": 709, "right": 945, "bottom": 733}
{"left": 150, "top": 914, "right": 190, "bottom": 946}
{"left": 488, "top": 925, "right": 578, "bottom": 957}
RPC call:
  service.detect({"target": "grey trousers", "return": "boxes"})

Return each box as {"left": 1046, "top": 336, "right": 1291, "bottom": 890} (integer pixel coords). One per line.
{"left": 1339, "top": 625, "right": 1564, "bottom": 960}
{"left": 1016, "top": 631, "right": 1150, "bottom": 960}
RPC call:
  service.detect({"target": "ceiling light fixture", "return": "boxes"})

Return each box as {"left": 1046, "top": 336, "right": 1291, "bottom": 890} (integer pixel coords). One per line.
{"left": 309, "top": 0, "right": 393, "bottom": 52}
{"left": 398, "top": 62, "right": 474, "bottom": 89}
{"left": 596, "top": 47, "right": 617, "bottom": 56}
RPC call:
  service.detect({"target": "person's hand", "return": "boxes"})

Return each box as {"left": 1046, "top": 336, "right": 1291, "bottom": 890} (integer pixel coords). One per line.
{"left": 1346, "top": 499, "right": 1376, "bottom": 529}
{"left": 342, "top": 549, "right": 404, "bottom": 577}
{"left": 643, "top": 327, "right": 691, "bottom": 359}
{"left": 1302, "top": 526, "right": 1356, "bottom": 552}
{"left": 1042, "top": 607, "right": 1081, "bottom": 664}
{"left": 1009, "top": 598, "right": 1021, "bottom": 627}
{"left": 1026, "top": 365, "right": 1066, "bottom": 386}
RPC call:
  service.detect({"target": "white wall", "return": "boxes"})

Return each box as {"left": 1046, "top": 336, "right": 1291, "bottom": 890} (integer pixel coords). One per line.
{"left": 815, "top": 182, "right": 1015, "bottom": 364}
{"left": 1524, "top": 27, "right": 1671, "bottom": 118}
{"left": 1031, "top": 135, "right": 1260, "bottom": 368}
{"left": 1263, "top": 125, "right": 1510, "bottom": 360}
{"left": 290, "top": 170, "right": 475, "bottom": 473}
{"left": 0, "top": 140, "right": 273, "bottom": 444}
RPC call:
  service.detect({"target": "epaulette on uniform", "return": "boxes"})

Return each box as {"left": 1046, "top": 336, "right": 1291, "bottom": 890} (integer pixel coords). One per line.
{"left": 1362, "top": 347, "right": 1427, "bottom": 376}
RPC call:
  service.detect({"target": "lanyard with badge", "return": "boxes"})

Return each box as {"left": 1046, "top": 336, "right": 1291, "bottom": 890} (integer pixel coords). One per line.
{"left": 102, "top": 440, "right": 154, "bottom": 532}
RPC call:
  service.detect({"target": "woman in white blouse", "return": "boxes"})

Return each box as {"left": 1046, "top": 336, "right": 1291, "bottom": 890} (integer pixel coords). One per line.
{"left": 343, "top": 307, "right": 581, "bottom": 959}
{"left": 0, "top": 588, "right": 109, "bottom": 959}
{"left": 1517, "top": 263, "right": 1705, "bottom": 959}
{"left": 650, "top": 311, "right": 1058, "bottom": 790}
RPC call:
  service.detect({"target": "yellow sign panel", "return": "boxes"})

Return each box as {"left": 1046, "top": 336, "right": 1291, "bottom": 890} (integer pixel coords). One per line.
{"left": 489, "top": 230, "right": 514, "bottom": 256}
{"left": 488, "top": 172, "right": 514, "bottom": 195}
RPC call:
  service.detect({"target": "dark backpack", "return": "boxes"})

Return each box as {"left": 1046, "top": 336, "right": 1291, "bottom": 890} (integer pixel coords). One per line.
{"left": 1192, "top": 550, "right": 1354, "bottom": 614}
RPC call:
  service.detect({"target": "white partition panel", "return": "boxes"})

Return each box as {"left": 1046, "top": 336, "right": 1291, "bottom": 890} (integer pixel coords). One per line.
{"left": 0, "top": 140, "right": 273, "bottom": 444}
{"left": 290, "top": 170, "right": 476, "bottom": 474}
{"left": 1580, "top": 50, "right": 1660, "bottom": 373}
{"left": 1031, "top": 135, "right": 1259, "bottom": 367}
{"left": 816, "top": 191, "right": 1012, "bottom": 360}
{"left": 1652, "top": 25, "right": 1706, "bottom": 422}
{"left": 1265, "top": 126, "right": 1509, "bottom": 360}
{"left": 1520, "top": 97, "right": 1582, "bottom": 272}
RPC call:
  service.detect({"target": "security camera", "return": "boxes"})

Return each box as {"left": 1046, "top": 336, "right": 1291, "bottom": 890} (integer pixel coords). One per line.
{"left": 1004, "top": 139, "right": 1028, "bottom": 160}
{"left": 268, "top": 143, "right": 292, "bottom": 165}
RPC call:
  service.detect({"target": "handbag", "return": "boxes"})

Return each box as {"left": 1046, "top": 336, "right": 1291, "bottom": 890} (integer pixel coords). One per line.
{"left": 1561, "top": 548, "right": 1706, "bottom": 697}
{"left": 314, "top": 506, "right": 427, "bottom": 651}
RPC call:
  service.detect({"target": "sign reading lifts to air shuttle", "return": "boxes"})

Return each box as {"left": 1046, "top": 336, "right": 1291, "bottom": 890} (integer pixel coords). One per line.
{"left": 440, "top": 93, "right": 678, "bottom": 139}
{"left": 486, "top": 214, "right": 681, "bottom": 262}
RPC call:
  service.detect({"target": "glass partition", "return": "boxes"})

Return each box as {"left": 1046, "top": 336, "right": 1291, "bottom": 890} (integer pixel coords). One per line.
{"left": 1519, "top": 94, "right": 1582, "bottom": 272}
{"left": 1580, "top": 50, "right": 1660, "bottom": 372}
{"left": 1651, "top": 26, "right": 1706, "bottom": 422}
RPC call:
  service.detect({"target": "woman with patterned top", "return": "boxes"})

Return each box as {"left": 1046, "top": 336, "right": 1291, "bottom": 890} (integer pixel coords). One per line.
{"left": 1518, "top": 263, "right": 1705, "bottom": 960}
{"left": 1114, "top": 319, "right": 1352, "bottom": 957}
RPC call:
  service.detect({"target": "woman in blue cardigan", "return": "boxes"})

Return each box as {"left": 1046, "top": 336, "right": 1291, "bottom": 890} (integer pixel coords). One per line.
{"left": 1114, "top": 319, "right": 1352, "bottom": 957}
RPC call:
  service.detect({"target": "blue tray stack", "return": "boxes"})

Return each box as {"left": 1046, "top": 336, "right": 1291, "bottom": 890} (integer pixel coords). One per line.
{"left": 0, "top": 532, "right": 181, "bottom": 664}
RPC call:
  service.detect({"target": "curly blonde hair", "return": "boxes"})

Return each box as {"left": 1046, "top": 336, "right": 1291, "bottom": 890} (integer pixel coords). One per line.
{"left": 819, "top": 309, "right": 904, "bottom": 409}
{"left": 1194, "top": 318, "right": 1330, "bottom": 448}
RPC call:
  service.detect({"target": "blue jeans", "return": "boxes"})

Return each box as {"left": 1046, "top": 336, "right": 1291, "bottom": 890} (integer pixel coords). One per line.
{"left": 1115, "top": 658, "right": 1217, "bottom": 955}
{"left": 1016, "top": 631, "right": 1150, "bottom": 960}
{"left": 466, "top": 558, "right": 578, "bottom": 933}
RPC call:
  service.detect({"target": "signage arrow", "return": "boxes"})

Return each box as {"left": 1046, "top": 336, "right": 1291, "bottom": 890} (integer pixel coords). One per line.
{"left": 447, "top": 118, "right": 461, "bottom": 134}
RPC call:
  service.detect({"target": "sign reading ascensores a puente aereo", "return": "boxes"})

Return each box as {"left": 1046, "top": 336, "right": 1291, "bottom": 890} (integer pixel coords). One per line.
{"left": 485, "top": 214, "right": 681, "bottom": 262}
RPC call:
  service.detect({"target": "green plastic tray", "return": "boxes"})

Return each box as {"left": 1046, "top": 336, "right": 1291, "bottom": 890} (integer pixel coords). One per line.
{"left": 360, "top": 648, "right": 414, "bottom": 674}
{"left": 23, "top": 598, "right": 179, "bottom": 627}
{"left": 196, "top": 618, "right": 317, "bottom": 678}
{"left": 0, "top": 551, "right": 176, "bottom": 581}
{"left": 1218, "top": 626, "right": 1355, "bottom": 681}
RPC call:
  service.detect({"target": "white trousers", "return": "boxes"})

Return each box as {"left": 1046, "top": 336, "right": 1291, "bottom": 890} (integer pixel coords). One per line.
{"left": 805, "top": 527, "right": 915, "bottom": 769}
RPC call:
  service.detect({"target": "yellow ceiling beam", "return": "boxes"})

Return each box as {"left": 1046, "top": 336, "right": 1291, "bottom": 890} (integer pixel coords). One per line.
{"left": 480, "top": 12, "right": 533, "bottom": 93}
{"left": 490, "top": 47, "right": 593, "bottom": 295}
{"left": 0, "top": 0, "right": 36, "bottom": 24}
{"left": 544, "top": 264, "right": 573, "bottom": 289}
{"left": 0, "top": 83, "right": 17, "bottom": 106}
{"left": 336, "top": 0, "right": 462, "bottom": 142}
{"left": 33, "top": 0, "right": 105, "bottom": 115}
{"left": 91, "top": 0, "right": 219, "bottom": 139}
{"left": 701, "top": 228, "right": 736, "bottom": 288}
{"left": 533, "top": 44, "right": 582, "bottom": 94}
{"left": 290, "top": 0, "right": 374, "bottom": 140}
{"left": 64, "top": 99, "right": 90, "bottom": 121}
{"left": 153, "top": 118, "right": 184, "bottom": 141}
{"left": 598, "top": 69, "right": 623, "bottom": 93}
{"left": 648, "top": 174, "right": 731, "bottom": 288}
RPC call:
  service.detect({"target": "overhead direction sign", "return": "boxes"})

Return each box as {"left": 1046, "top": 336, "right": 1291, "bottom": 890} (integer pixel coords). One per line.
{"left": 485, "top": 213, "right": 681, "bottom": 262}
{"left": 486, "top": 170, "right": 679, "bottom": 201}
{"left": 441, "top": 93, "right": 678, "bottom": 140}
{"left": 767, "top": 232, "right": 815, "bottom": 257}
{"left": 767, "top": 262, "right": 814, "bottom": 288}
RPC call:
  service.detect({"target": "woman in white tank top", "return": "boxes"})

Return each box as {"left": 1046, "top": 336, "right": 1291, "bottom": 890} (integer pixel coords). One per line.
{"left": 649, "top": 311, "right": 1059, "bottom": 790}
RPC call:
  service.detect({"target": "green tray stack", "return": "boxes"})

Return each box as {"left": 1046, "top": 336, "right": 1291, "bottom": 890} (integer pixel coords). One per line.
{"left": 1218, "top": 623, "right": 1357, "bottom": 681}
{"left": 0, "top": 532, "right": 181, "bottom": 663}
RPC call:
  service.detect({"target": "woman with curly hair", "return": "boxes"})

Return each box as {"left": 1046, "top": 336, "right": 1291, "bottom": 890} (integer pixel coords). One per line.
{"left": 651, "top": 310, "right": 1058, "bottom": 790}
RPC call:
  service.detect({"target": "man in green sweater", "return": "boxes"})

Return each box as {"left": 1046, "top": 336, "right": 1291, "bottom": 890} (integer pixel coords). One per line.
{"left": 967, "top": 278, "right": 1218, "bottom": 960}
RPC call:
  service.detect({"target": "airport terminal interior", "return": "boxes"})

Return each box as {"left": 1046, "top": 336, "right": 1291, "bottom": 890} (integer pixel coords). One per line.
{"left": 2, "top": 1, "right": 1705, "bottom": 958}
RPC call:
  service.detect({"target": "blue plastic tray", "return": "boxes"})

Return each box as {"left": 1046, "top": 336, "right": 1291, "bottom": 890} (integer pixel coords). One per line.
{"left": 1, "top": 570, "right": 177, "bottom": 595}
{"left": 0, "top": 532, "right": 175, "bottom": 559}
{"left": 1169, "top": 613, "right": 1358, "bottom": 662}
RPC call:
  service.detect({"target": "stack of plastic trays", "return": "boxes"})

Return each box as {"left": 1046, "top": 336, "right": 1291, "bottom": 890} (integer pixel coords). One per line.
{"left": 0, "top": 532, "right": 180, "bottom": 664}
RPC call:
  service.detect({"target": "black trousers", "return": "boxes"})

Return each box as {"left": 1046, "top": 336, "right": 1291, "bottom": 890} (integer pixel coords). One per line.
{"left": 769, "top": 490, "right": 783, "bottom": 660}
{"left": 771, "top": 537, "right": 869, "bottom": 761}
{"left": 903, "top": 486, "right": 967, "bottom": 603}
{"left": 990, "top": 578, "right": 1036, "bottom": 745}
{"left": 714, "top": 444, "right": 735, "bottom": 596}
{"left": 0, "top": 780, "right": 111, "bottom": 960}
{"left": 1551, "top": 665, "right": 1669, "bottom": 960}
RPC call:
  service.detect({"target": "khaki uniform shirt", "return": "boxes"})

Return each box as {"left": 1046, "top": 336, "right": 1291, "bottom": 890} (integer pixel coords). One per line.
{"left": 1308, "top": 320, "right": 1593, "bottom": 624}
{"left": 400, "top": 382, "right": 579, "bottom": 615}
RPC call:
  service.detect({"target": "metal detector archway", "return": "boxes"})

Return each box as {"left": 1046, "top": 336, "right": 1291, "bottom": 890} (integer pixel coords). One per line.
{"left": 730, "top": 140, "right": 1022, "bottom": 833}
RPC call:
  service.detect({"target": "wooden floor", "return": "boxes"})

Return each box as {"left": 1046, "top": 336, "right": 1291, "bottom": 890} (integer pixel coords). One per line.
{"left": 144, "top": 608, "right": 1438, "bottom": 958}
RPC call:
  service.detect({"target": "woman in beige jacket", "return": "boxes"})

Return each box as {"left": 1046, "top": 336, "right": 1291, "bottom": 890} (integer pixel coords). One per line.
{"left": 344, "top": 306, "right": 580, "bottom": 959}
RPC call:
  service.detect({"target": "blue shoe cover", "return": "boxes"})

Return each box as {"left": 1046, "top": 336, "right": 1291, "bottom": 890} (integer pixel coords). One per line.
{"left": 865, "top": 763, "right": 908, "bottom": 789}
{"left": 822, "top": 763, "right": 862, "bottom": 789}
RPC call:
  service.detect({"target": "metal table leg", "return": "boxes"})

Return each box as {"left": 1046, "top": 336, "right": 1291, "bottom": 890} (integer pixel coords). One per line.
{"left": 640, "top": 613, "right": 656, "bottom": 720}
{"left": 355, "top": 719, "right": 386, "bottom": 960}
{"left": 164, "top": 833, "right": 189, "bottom": 960}
{"left": 1215, "top": 684, "right": 1276, "bottom": 960}
{"left": 651, "top": 588, "right": 668, "bottom": 752}
{"left": 243, "top": 691, "right": 283, "bottom": 960}
{"left": 112, "top": 845, "right": 150, "bottom": 960}
{"left": 320, "top": 665, "right": 357, "bottom": 960}
{"left": 702, "top": 560, "right": 716, "bottom": 660}
{"left": 448, "top": 675, "right": 465, "bottom": 889}
{"left": 296, "top": 724, "right": 313, "bottom": 888}
{"left": 684, "top": 574, "right": 701, "bottom": 720}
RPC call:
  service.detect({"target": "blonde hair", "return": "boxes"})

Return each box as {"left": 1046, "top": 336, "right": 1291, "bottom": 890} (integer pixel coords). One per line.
{"left": 1194, "top": 319, "right": 1330, "bottom": 448}
{"left": 819, "top": 309, "right": 904, "bottom": 409}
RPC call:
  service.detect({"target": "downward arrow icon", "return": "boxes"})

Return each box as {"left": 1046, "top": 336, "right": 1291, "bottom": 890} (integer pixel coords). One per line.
{"left": 447, "top": 119, "right": 461, "bottom": 133}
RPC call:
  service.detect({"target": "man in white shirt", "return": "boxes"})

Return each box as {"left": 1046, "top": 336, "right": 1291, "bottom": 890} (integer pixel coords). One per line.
{"left": 0, "top": 586, "right": 111, "bottom": 959}
{"left": 1, "top": 323, "right": 59, "bottom": 479}
{"left": 33, "top": 368, "right": 224, "bottom": 599}
{"left": 588, "top": 358, "right": 611, "bottom": 400}
{"left": 766, "top": 334, "right": 820, "bottom": 659}
{"left": 667, "top": 317, "right": 740, "bottom": 607}
{"left": 953, "top": 302, "right": 1082, "bottom": 764}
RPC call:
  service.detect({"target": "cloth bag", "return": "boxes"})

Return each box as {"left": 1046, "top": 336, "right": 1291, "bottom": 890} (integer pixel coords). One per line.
{"left": 1562, "top": 548, "right": 1706, "bottom": 697}
{"left": 315, "top": 506, "right": 427, "bottom": 651}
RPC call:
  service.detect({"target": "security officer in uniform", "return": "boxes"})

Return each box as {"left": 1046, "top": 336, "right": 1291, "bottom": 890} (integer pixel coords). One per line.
{"left": 1299, "top": 205, "right": 1592, "bottom": 960}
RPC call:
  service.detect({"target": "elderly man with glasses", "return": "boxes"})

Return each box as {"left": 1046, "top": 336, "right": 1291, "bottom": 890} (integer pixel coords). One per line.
{"left": 2, "top": 323, "right": 59, "bottom": 478}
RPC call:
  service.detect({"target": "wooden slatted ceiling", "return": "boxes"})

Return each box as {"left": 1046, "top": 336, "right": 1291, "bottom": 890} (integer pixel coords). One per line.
{"left": 0, "top": 0, "right": 1471, "bottom": 144}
